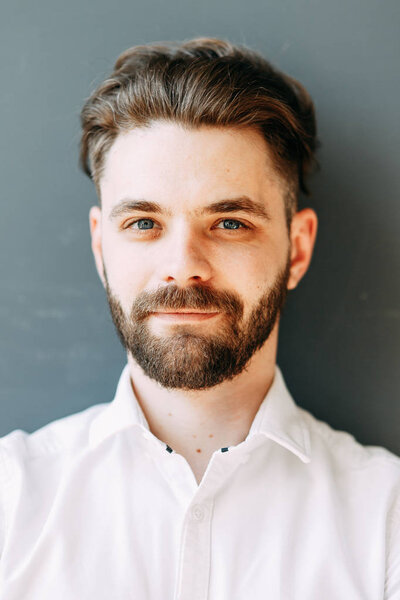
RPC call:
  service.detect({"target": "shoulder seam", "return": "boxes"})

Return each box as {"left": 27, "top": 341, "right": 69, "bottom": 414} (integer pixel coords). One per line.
{"left": 300, "top": 409, "right": 400, "bottom": 471}
{"left": 0, "top": 445, "right": 14, "bottom": 553}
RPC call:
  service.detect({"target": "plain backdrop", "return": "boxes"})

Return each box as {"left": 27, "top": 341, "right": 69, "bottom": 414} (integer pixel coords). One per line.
{"left": 0, "top": 0, "right": 399, "bottom": 454}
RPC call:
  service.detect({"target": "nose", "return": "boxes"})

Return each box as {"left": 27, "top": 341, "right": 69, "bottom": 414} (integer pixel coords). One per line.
{"left": 156, "top": 221, "right": 213, "bottom": 286}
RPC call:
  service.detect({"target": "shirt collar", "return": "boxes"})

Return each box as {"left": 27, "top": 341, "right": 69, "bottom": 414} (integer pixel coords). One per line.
{"left": 246, "top": 366, "right": 311, "bottom": 463}
{"left": 89, "top": 363, "right": 311, "bottom": 463}
{"left": 89, "top": 364, "right": 149, "bottom": 450}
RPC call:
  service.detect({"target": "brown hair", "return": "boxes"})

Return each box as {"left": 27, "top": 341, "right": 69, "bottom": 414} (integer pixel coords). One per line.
{"left": 80, "top": 37, "right": 318, "bottom": 222}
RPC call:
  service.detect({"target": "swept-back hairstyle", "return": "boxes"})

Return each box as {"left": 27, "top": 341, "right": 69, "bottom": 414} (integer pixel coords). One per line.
{"left": 80, "top": 37, "right": 318, "bottom": 222}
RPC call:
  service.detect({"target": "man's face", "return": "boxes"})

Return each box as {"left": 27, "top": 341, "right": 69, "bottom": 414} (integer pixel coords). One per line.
{"left": 92, "top": 123, "right": 295, "bottom": 390}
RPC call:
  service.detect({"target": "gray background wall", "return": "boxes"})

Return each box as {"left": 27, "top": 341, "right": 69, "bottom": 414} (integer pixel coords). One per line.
{"left": 0, "top": 0, "right": 399, "bottom": 453}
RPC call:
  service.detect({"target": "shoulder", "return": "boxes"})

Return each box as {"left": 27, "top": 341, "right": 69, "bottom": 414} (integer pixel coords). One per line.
{"left": 0, "top": 402, "right": 110, "bottom": 556}
{"left": 300, "top": 406, "right": 400, "bottom": 480}
{"left": 0, "top": 402, "right": 108, "bottom": 477}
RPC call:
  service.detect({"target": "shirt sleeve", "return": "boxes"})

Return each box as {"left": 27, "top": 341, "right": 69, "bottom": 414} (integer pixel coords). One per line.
{"left": 0, "top": 447, "right": 7, "bottom": 559}
{"left": 385, "top": 489, "right": 400, "bottom": 599}
{"left": 0, "top": 443, "right": 15, "bottom": 561}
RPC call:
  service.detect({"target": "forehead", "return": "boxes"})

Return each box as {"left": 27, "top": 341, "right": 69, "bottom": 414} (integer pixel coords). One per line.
{"left": 99, "top": 122, "right": 286, "bottom": 212}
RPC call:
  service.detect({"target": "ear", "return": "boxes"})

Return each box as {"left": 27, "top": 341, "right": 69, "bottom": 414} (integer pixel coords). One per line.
{"left": 89, "top": 205, "right": 106, "bottom": 288}
{"left": 287, "top": 208, "right": 318, "bottom": 290}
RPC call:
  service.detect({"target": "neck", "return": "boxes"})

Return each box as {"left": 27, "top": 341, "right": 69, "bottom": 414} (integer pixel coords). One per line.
{"left": 126, "top": 325, "right": 279, "bottom": 484}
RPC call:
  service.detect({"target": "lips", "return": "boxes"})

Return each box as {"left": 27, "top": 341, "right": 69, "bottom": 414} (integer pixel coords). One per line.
{"left": 151, "top": 311, "right": 219, "bottom": 321}
{"left": 154, "top": 310, "right": 215, "bottom": 314}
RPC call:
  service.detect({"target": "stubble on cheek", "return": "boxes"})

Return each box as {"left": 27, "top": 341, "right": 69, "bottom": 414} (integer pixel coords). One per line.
{"left": 102, "top": 253, "right": 290, "bottom": 390}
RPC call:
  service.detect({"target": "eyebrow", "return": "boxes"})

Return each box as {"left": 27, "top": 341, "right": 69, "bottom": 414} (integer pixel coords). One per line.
{"left": 108, "top": 196, "right": 271, "bottom": 222}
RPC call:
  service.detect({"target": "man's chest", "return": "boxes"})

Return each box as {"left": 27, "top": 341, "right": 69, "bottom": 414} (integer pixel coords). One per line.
{"left": 0, "top": 441, "right": 387, "bottom": 600}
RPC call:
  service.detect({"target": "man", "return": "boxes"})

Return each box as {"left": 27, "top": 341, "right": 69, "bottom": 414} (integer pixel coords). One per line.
{"left": 0, "top": 38, "right": 399, "bottom": 599}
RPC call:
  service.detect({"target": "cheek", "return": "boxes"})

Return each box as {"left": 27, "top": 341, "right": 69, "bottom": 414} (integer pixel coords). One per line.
{"left": 102, "top": 233, "right": 149, "bottom": 303}
{"left": 223, "top": 240, "right": 289, "bottom": 314}
{"left": 216, "top": 243, "right": 270, "bottom": 301}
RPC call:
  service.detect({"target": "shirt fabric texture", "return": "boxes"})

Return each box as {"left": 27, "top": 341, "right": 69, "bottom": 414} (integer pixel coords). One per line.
{"left": 0, "top": 364, "right": 399, "bottom": 599}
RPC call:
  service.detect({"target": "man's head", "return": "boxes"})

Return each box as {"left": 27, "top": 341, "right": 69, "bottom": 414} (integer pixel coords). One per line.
{"left": 80, "top": 37, "right": 318, "bottom": 225}
{"left": 80, "top": 39, "right": 318, "bottom": 390}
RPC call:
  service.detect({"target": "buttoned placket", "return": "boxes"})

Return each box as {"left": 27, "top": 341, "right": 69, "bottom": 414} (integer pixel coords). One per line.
{"left": 141, "top": 429, "right": 263, "bottom": 600}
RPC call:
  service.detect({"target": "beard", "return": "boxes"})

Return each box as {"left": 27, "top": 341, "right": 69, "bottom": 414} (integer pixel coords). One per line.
{"left": 103, "top": 255, "right": 291, "bottom": 391}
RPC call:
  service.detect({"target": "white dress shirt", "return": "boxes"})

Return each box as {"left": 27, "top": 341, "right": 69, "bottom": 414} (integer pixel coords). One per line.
{"left": 0, "top": 364, "right": 399, "bottom": 599}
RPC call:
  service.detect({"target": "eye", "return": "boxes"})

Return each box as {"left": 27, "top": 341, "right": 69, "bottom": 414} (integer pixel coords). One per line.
{"left": 128, "top": 218, "right": 158, "bottom": 230}
{"left": 215, "top": 219, "right": 249, "bottom": 231}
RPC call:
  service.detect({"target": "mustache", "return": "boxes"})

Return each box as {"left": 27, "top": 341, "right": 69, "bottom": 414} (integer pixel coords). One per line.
{"left": 130, "top": 284, "right": 244, "bottom": 321}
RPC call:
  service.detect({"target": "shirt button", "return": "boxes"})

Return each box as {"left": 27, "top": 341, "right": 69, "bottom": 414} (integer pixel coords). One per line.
{"left": 191, "top": 504, "right": 205, "bottom": 522}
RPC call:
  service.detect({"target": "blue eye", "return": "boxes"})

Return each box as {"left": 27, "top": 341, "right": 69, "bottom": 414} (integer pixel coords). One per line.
{"left": 131, "top": 219, "right": 155, "bottom": 230}
{"left": 126, "top": 217, "right": 249, "bottom": 233}
{"left": 217, "top": 219, "right": 247, "bottom": 230}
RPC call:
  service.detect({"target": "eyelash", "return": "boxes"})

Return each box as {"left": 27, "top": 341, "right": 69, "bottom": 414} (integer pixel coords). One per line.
{"left": 125, "top": 218, "right": 250, "bottom": 233}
